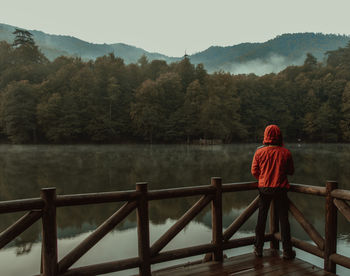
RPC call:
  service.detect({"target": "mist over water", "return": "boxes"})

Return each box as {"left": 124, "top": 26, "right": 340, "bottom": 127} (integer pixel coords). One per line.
{"left": 0, "top": 144, "right": 349, "bottom": 275}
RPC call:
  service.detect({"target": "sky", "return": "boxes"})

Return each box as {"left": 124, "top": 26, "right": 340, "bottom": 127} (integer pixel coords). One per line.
{"left": 1, "top": 0, "right": 350, "bottom": 57}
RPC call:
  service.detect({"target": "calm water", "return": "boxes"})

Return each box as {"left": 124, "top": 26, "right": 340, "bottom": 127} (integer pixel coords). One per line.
{"left": 0, "top": 144, "right": 350, "bottom": 275}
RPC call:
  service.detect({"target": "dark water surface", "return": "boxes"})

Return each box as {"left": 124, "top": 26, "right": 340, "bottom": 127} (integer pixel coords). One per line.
{"left": 0, "top": 144, "right": 349, "bottom": 275}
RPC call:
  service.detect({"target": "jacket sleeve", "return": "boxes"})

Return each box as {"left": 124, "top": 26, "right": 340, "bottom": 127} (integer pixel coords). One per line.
{"left": 286, "top": 151, "right": 294, "bottom": 175}
{"left": 251, "top": 152, "right": 260, "bottom": 179}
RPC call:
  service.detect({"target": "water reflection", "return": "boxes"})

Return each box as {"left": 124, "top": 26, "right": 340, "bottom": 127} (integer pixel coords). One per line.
{"left": 2, "top": 219, "right": 268, "bottom": 276}
{"left": 0, "top": 144, "right": 350, "bottom": 274}
{"left": 1, "top": 218, "right": 350, "bottom": 276}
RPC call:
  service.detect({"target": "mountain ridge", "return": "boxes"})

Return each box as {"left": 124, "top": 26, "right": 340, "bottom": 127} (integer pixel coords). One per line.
{"left": 1, "top": 23, "right": 349, "bottom": 74}
{"left": 0, "top": 23, "right": 177, "bottom": 64}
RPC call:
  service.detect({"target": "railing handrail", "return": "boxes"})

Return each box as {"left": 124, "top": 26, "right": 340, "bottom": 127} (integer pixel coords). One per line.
{"left": 1, "top": 179, "right": 350, "bottom": 276}
{"left": 331, "top": 188, "right": 350, "bottom": 201}
{"left": 0, "top": 198, "right": 44, "bottom": 214}
{"left": 1, "top": 181, "right": 338, "bottom": 214}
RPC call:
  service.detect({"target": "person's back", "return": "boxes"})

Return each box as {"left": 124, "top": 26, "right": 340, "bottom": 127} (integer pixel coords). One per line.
{"left": 251, "top": 124, "right": 295, "bottom": 259}
{"left": 252, "top": 145, "right": 294, "bottom": 189}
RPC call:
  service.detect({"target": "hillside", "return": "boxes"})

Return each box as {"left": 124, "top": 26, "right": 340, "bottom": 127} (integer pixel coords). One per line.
{"left": 0, "top": 23, "right": 177, "bottom": 64}
{"left": 1, "top": 23, "right": 349, "bottom": 74}
{"left": 190, "top": 33, "right": 350, "bottom": 74}
{"left": 2, "top": 23, "right": 350, "bottom": 144}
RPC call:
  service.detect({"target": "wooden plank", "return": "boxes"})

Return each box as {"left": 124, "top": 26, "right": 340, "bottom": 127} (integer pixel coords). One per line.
{"left": 223, "top": 195, "right": 260, "bottom": 241}
{"left": 222, "top": 182, "right": 258, "bottom": 192}
{"left": 288, "top": 199, "right": 325, "bottom": 250}
{"left": 153, "top": 253, "right": 265, "bottom": 276}
{"left": 58, "top": 200, "right": 137, "bottom": 273}
{"left": 55, "top": 190, "right": 140, "bottom": 207}
{"left": 150, "top": 195, "right": 213, "bottom": 256}
{"left": 243, "top": 263, "right": 314, "bottom": 276}
{"left": 151, "top": 251, "right": 334, "bottom": 276}
{"left": 331, "top": 189, "right": 350, "bottom": 201}
{"left": 148, "top": 186, "right": 215, "bottom": 200}
{"left": 229, "top": 261, "right": 311, "bottom": 276}
{"left": 149, "top": 259, "right": 204, "bottom": 275}
{"left": 306, "top": 270, "right": 337, "bottom": 275}
{"left": 212, "top": 257, "right": 290, "bottom": 276}
{"left": 153, "top": 261, "right": 223, "bottom": 276}
{"left": 153, "top": 251, "right": 305, "bottom": 276}
{"left": 274, "top": 233, "right": 324, "bottom": 258}
{"left": 289, "top": 184, "right": 326, "bottom": 196}
{"left": 154, "top": 250, "right": 263, "bottom": 275}
{"left": 234, "top": 258, "right": 286, "bottom": 276}
{"left": 284, "top": 266, "right": 323, "bottom": 276}
{"left": 223, "top": 234, "right": 273, "bottom": 250}
{"left": 151, "top": 243, "right": 216, "bottom": 264}
{"left": 334, "top": 198, "right": 350, "bottom": 223}
{"left": 0, "top": 198, "right": 43, "bottom": 214}
{"left": 222, "top": 252, "right": 303, "bottom": 269}
{"left": 152, "top": 259, "right": 222, "bottom": 276}
{"left": 291, "top": 238, "right": 324, "bottom": 258}
{"left": 59, "top": 256, "right": 141, "bottom": 276}
{"left": 330, "top": 253, "right": 350, "bottom": 269}
{"left": 0, "top": 210, "right": 42, "bottom": 249}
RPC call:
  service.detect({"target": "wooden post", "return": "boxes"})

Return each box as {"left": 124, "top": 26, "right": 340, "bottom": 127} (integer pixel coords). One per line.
{"left": 136, "top": 183, "right": 151, "bottom": 276}
{"left": 324, "top": 181, "right": 338, "bottom": 273}
{"left": 41, "top": 188, "right": 58, "bottom": 276}
{"left": 269, "top": 199, "right": 279, "bottom": 250}
{"left": 211, "top": 177, "right": 223, "bottom": 262}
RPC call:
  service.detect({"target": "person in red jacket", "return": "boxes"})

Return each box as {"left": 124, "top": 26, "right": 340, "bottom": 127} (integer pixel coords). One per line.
{"left": 251, "top": 124, "right": 295, "bottom": 259}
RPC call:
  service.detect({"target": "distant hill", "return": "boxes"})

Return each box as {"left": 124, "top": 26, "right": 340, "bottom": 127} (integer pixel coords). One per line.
{"left": 1, "top": 23, "right": 349, "bottom": 75}
{"left": 0, "top": 23, "right": 178, "bottom": 64}
{"left": 190, "top": 33, "right": 350, "bottom": 74}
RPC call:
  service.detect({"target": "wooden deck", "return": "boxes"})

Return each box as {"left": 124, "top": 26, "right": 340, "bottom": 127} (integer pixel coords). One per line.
{"left": 152, "top": 250, "right": 336, "bottom": 276}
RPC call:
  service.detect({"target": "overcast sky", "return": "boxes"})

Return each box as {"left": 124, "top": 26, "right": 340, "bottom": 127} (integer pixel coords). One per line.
{"left": 1, "top": 0, "right": 350, "bottom": 57}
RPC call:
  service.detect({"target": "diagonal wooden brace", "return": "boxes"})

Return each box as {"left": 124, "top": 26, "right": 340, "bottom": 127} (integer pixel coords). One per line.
{"left": 58, "top": 200, "right": 137, "bottom": 273}
{"left": 288, "top": 199, "right": 325, "bottom": 250}
{"left": 223, "top": 195, "right": 260, "bottom": 242}
{"left": 150, "top": 195, "right": 213, "bottom": 257}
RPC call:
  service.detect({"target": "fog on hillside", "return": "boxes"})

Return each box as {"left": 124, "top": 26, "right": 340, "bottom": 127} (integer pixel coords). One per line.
{"left": 228, "top": 54, "right": 305, "bottom": 76}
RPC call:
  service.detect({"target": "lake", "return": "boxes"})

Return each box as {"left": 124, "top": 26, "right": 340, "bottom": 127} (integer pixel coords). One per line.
{"left": 0, "top": 144, "right": 349, "bottom": 275}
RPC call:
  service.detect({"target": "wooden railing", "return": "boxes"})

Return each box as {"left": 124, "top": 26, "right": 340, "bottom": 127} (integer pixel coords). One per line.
{"left": 0, "top": 178, "right": 349, "bottom": 275}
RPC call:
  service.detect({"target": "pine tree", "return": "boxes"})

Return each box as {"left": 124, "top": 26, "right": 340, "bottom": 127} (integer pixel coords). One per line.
{"left": 340, "top": 82, "right": 350, "bottom": 141}
{"left": 12, "top": 28, "right": 35, "bottom": 47}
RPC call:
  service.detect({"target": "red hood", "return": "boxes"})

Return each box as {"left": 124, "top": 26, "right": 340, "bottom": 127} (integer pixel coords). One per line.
{"left": 263, "top": 125, "right": 283, "bottom": 146}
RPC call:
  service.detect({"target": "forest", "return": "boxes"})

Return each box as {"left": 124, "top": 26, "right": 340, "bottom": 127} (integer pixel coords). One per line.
{"left": 1, "top": 29, "right": 350, "bottom": 144}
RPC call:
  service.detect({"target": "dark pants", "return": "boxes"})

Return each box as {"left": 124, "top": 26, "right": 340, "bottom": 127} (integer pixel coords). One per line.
{"left": 255, "top": 188, "right": 292, "bottom": 251}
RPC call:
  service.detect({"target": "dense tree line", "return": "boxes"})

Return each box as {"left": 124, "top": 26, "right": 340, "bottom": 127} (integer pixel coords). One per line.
{"left": 1, "top": 31, "right": 350, "bottom": 143}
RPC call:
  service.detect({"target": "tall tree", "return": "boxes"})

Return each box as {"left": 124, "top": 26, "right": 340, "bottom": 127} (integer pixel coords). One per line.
{"left": 12, "top": 28, "right": 47, "bottom": 64}
{"left": 131, "top": 79, "right": 162, "bottom": 143}
{"left": 303, "top": 53, "right": 317, "bottom": 70}
{"left": 12, "top": 28, "right": 35, "bottom": 47}
{"left": 200, "top": 73, "right": 245, "bottom": 141}
{"left": 340, "top": 82, "right": 350, "bottom": 141}
{"left": 0, "top": 81, "right": 38, "bottom": 143}
{"left": 0, "top": 41, "right": 13, "bottom": 73}
{"left": 174, "top": 56, "right": 196, "bottom": 92}
{"left": 183, "top": 80, "right": 206, "bottom": 142}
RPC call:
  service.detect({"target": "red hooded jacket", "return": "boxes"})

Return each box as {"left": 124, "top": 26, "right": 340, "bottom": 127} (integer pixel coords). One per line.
{"left": 251, "top": 125, "right": 294, "bottom": 189}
